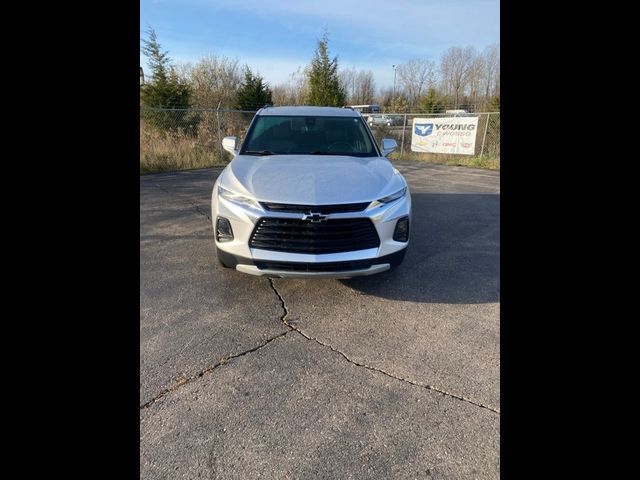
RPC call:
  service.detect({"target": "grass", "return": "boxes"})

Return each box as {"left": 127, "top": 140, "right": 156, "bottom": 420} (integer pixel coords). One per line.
{"left": 389, "top": 151, "right": 500, "bottom": 170}
{"left": 140, "top": 122, "right": 500, "bottom": 174}
{"left": 140, "top": 151, "right": 228, "bottom": 174}
{"left": 140, "top": 123, "right": 231, "bottom": 174}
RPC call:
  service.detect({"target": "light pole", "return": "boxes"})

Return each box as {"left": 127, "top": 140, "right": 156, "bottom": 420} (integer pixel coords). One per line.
{"left": 392, "top": 65, "right": 397, "bottom": 101}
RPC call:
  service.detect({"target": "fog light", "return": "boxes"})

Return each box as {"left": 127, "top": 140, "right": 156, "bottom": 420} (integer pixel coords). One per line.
{"left": 216, "top": 217, "right": 234, "bottom": 242}
{"left": 393, "top": 217, "right": 409, "bottom": 242}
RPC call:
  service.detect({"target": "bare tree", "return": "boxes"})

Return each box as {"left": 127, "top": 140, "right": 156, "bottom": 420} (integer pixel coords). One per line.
{"left": 272, "top": 66, "right": 309, "bottom": 106}
{"left": 466, "top": 53, "right": 485, "bottom": 110}
{"left": 179, "top": 55, "right": 242, "bottom": 108}
{"left": 483, "top": 43, "right": 500, "bottom": 98}
{"left": 271, "top": 84, "right": 290, "bottom": 106}
{"left": 377, "top": 86, "right": 394, "bottom": 110}
{"left": 440, "top": 46, "right": 476, "bottom": 108}
{"left": 353, "top": 70, "right": 376, "bottom": 104}
{"left": 339, "top": 68, "right": 376, "bottom": 105}
{"left": 339, "top": 67, "right": 357, "bottom": 103}
{"left": 396, "top": 58, "right": 436, "bottom": 108}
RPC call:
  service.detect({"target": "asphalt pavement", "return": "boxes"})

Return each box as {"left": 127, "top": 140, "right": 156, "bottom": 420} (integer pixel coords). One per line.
{"left": 140, "top": 161, "right": 500, "bottom": 479}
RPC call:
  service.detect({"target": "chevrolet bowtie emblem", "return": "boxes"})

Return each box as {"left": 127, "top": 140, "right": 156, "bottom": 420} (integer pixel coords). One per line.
{"left": 302, "top": 212, "right": 328, "bottom": 223}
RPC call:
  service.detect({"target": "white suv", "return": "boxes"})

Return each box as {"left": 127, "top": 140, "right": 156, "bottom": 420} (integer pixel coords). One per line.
{"left": 211, "top": 106, "right": 411, "bottom": 278}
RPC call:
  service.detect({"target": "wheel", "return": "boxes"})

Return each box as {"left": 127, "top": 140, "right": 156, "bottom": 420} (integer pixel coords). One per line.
{"left": 216, "top": 247, "right": 234, "bottom": 268}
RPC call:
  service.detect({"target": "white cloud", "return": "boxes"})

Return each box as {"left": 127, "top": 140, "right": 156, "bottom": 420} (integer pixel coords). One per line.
{"left": 232, "top": 56, "right": 310, "bottom": 85}
{"left": 188, "top": 0, "right": 498, "bottom": 52}
{"left": 142, "top": 0, "right": 499, "bottom": 88}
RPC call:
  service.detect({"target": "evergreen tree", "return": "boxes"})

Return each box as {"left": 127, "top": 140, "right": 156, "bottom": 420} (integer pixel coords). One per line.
{"left": 141, "top": 27, "right": 169, "bottom": 84}
{"left": 140, "top": 27, "right": 200, "bottom": 134}
{"left": 489, "top": 95, "right": 500, "bottom": 111}
{"left": 418, "top": 88, "right": 444, "bottom": 113}
{"left": 306, "top": 32, "right": 346, "bottom": 106}
{"left": 236, "top": 68, "right": 273, "bottom": 110}
{"left": 140, "top": 26, "right": 195, "bottom": 133}
{"left": 389, "top": 95, "right": 409, "bottom": 113}
{"left": 140, "top": 26, "right": 190, "bottom": 109}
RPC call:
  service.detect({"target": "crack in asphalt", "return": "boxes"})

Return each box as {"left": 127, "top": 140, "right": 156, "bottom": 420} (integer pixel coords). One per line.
{"left": 152, "top": 183, "right": 211, "bottom": 220}
{"left": 143, "top": 174, "right": 499, "bottom": 415}
{"left": 140, "top": 330, "right": 291, "bottom": 410}
{"left": 268, "top": 277, "right": 500, "bottom": 415}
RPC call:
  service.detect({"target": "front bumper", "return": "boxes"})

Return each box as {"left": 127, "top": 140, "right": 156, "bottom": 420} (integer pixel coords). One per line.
{"left": 217, "top": 248, "right": 407, "bottom": 279}
{"left": 237, "top": 264, "right": 390, "bottom": 279}
{"left": 212, "top": 180, "right": 411, "bottom": 278}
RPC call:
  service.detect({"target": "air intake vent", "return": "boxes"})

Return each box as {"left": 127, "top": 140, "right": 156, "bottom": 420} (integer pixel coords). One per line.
{"left": 249, "top": 217, "right": 380, "bottom": 254}
{"left": 255, "top": 259, "right": 374, "bottom": 272}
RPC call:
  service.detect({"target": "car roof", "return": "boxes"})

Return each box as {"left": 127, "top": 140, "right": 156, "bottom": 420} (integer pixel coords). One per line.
{"left": 258, "top": 106, "right": 360, "bottom": 117}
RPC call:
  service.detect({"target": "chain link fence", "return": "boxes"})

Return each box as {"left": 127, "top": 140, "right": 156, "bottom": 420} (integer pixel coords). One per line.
{"left": 141, "top": 108, "right": 500, "bottom": 173}
{"left": 365, "top": 112, "right": 500, "bottom": 167}
{"left": 140, "top": 108, "right": 254, "bottom": 173}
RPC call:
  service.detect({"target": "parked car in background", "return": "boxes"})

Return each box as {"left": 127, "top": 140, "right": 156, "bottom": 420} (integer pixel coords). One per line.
{"left": 445, "top": 109, "right": 470, "bottom": 116}
{"left": 367, "top": 114, "right": 403, "bottom": 127}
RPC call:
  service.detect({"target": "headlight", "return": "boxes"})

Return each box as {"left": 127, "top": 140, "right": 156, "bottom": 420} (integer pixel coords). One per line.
{"left": 218, "top": 185, "right": 261, "bottom": 209}
{"left": 370, "top": 187, "right": 407, "bottom": 207}
{"left": 378, "top": 187, "right": 407, "bottom": 203}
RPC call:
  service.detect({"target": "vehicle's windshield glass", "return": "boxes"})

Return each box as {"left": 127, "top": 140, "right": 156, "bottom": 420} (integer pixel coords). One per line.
{"left": 241, "top": 115, "right": 378, "bottom": 157}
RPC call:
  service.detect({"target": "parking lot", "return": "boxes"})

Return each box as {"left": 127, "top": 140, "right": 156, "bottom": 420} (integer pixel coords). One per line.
{"left": 140, "top": 161, "right": 500, "bottom": 479}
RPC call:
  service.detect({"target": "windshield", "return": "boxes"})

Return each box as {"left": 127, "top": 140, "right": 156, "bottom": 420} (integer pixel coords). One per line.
{"left": 240, "top": 115, "right": 378, "bottom": 157}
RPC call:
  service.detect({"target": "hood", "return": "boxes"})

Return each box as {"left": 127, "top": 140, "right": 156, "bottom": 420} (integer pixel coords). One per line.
{"left": 224, "top": 154, "right": 404, "bottom": 205}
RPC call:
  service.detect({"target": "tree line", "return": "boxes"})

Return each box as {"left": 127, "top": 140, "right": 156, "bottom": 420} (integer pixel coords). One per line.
{"left": 140, "top": 26, "right": 499, "bottom": 114}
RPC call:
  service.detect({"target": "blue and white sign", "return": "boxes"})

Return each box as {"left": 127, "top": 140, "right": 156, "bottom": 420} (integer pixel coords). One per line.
{"left": 414, "top": 123, "right": 433, "bottom": 136}
{"left": 411, "top": 116, "right": 479, "bottom": 155}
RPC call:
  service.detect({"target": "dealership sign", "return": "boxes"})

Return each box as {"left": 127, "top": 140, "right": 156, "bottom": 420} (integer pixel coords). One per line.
{"left": 411, "top": 116, "right": 479, "bottom": 155}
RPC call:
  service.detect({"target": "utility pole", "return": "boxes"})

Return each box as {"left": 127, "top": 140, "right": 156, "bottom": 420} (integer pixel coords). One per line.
{"left": 392, "top": 65, "right": 397, "bottom": 101}
{"left": 352, "top": 75, "right": 355, "bottom": 104}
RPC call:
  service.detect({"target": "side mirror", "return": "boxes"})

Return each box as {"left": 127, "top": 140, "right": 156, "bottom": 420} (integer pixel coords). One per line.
{"left": 222, "top": 136, "right": 238, "bottom": 155}
{"left": 381, "top": 138, "right": 397, "bottom": 157}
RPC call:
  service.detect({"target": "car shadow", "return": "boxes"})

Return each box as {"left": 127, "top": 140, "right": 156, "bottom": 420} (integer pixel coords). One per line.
{"left": 341, "top": 193, "right": 500, "bottom": 304}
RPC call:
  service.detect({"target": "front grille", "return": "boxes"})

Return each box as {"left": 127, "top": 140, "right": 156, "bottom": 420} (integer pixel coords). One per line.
{"left": 249, "top": 217, "right": 380, "bottom": 254}
{"left": 260, "top": 202, "right": 370, "bottom": 214}
{"left": 255, "top": 259, "right": 374, "bottom": 272}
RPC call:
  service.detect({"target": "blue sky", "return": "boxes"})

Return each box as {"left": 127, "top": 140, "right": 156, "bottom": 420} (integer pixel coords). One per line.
{"left": 140, "top": 0, "right": 499, "bottom": 89}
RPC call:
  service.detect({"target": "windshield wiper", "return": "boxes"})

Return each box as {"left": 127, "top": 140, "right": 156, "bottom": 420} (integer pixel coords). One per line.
{"left": 244, "top": 150, "right": 275, "bottom": 156}
{"left": 313, "top": 152, "right": 365, "bottom": 157}
{"left": 310, "top": 151, "right": 348, "bottom": 155}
